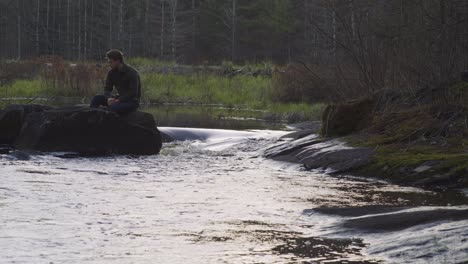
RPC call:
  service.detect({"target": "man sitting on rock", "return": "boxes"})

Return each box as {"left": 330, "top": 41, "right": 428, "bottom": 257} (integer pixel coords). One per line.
{"left": 90, "top": 49, "right": 141, "bottom": 115}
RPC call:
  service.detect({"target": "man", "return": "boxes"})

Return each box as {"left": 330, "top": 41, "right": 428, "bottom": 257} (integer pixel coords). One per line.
{"left": 90, "top": 49, "right": 141, "bottom": 115}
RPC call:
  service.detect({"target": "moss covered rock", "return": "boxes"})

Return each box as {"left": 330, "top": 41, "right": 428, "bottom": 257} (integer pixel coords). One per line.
{"left": 321, "top": 98, "right": 374, "bottom": 137}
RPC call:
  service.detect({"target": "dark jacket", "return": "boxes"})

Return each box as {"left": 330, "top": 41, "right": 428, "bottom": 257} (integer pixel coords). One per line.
{"left": 103, "top": 63, "right": 141, "bottom": 103}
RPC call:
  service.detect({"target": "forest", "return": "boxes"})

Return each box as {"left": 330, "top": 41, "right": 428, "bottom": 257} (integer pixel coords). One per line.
{"left": 1, "top": 0, "right": 468, "bottom": 104}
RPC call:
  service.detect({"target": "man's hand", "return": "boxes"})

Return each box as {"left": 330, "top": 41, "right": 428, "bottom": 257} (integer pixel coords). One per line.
{"left": 107, "top": 98, "right": 120, "bottom": 106}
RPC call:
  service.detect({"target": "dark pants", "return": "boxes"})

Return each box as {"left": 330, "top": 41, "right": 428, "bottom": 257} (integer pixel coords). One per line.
{"left": 90, "top": 95, "right": 139, "bottom": 115}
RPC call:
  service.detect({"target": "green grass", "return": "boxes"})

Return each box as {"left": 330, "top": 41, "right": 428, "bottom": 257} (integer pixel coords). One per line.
{"left": 0, "top": 71, "right": 323, "bottom": 122}
{"left": 266, "top": 103, "right": 325, "bottom": 120}
{"left": 359, "top": 147, "right": 468, "bottom": 184}
{"left": 141, "top": 73, "right": 271, "bottom": 108}
{"left": 141, "top": 73, "right": 324, "bottom": 119}
{"left": 0, "top": 59, "right": 323, "bottom": 122}
{"left": 0, "top": 79, "right": 50, "bottom": 98}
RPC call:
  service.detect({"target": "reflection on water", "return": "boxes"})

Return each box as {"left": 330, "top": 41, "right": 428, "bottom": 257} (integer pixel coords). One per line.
{"left": 0, "top": 98, "right": 286, "bottom": 130}
{"left": 143, "top": 105, "right": 285, "bottom": 130}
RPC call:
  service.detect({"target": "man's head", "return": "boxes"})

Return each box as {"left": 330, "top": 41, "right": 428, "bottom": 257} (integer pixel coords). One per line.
{"left": 106, "top": 49, "right": 124, "bottom": 70}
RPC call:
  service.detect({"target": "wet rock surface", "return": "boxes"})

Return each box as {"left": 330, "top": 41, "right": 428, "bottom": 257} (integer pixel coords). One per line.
{"left": 0, "top": 104, "right": 162, "bottom": 155}
{"left": 309, "top": 205, "right": 411, "bottom": 217}
{"left": 265, "top": 130, "right": 374, "bottom": 173}
{"left": 342, "top": 208, "right": 468, "bottom": 232}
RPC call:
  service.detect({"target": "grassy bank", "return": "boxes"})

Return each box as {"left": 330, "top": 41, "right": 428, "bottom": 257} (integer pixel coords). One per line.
{"left": 0, "top": 58, "right": 323, "bottom": 122}
{"left": 140, "top": 73, "right": 270, "bottom": 107}
{"left": 342, "top": 105, "right": 468, "bottom": 188}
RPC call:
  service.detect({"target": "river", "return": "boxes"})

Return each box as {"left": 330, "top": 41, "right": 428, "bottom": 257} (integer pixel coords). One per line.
{"left": 0, "top": 105, "right": 467, "bottom": 263}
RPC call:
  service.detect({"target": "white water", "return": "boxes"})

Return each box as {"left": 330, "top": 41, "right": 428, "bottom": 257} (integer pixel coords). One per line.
{"left": 0, "top": 128, "right": 467, "bottom": 263}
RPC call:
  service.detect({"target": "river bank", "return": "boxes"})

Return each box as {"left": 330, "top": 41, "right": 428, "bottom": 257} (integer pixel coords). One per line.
{"left": 266, "top": 101, "right": 467, "bottom": 190}
{"left": 0, "top": 58, "right": 324, "bottom": 123}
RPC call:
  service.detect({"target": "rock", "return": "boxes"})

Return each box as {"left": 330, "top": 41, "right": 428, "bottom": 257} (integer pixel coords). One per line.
{"left": 264, "top": 134, "right": 323, "bottom": 159}
{"left": 342, "top": 208, "right": 468, "bottom": 232}
{"left": 0, "top": 144, "right": 12, "bottom": 154}
{"left": 413, "top": 160, "right": 441, "bottom": 173}
{"left": 306, "top": 206, "right": 411, "bottom": 217}
{"left": 13, "top": 106, "right": 162, "bottom": 155}
{"left": 8, "top": 150, "right": 32, "bottom": 161}
{"left": 321, "top": 98, "right": 374, "bottom": 137}
{"left": 287, "top": 121, "right": 322, "bottom": 132}
{"left": 265, "top": 135, "right": 374, "bottom": 173}
{"left": 280, "top": 121, "right": 322, "bottom": 140}
{"left": 301, "top": 147, "right": 374, "bottom": 173}
{"left": 413, "top": 173, "right": 458, "bottom": 187}
{"left": 413, "top": 165, "right": 432, "bottom": 173}
{"left": 280, "top": 129, "right": 317, "bottom": 140}
{"left": 0, "top": 104, "right": 52, "bottom": 144}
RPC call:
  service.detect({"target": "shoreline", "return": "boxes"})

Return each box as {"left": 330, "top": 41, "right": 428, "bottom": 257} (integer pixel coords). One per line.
{"left": 265, "top": 121, "right": 468, "bottom": 191}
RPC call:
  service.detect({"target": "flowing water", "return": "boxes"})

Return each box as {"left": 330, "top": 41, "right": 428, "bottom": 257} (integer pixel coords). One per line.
{"left": 0, "top": 105, "right": 467, "bottom": 263}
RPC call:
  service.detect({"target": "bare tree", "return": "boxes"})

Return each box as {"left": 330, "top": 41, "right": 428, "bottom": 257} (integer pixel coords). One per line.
{"left": 160, "top": 0, "right": 165, "bottom": 58}
{"left": 169, "top": 0, "right": 178, "bottom": 61}
{"left": 16, "top": 0, "right": 21, "bottom": 60}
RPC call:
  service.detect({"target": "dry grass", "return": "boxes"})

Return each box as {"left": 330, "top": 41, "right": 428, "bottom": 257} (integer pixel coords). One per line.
{"left": 1, "top": 57, "right": 107, "bottom": 96}
{"left": 271, "top": 63, "right": 368, "bottom": 104}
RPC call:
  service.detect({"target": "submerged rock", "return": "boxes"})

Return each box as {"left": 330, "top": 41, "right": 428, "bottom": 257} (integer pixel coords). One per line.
{"left": 272, "top": 236, "right": 371, "bottom": 262}
{"left": 0, "top": 104, "right": 162, "bottom": 155}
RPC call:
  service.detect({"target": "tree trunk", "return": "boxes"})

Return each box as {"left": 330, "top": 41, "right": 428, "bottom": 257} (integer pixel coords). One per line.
{"left": 84, "top": 0, "right": 87, "bottom": 59}
{"left": 192, "top": 0, "right": 197, "bottom": 59}
{"left": 52, "top": 0, "right": 57, "bottom": 55}
{"left": 332, "top": 9, "right": 337, "bottom": 59}
{"left": 170, "top": 0, "right": 177, "bottom": 61}
{"left": 78, "top": 0, "right": 82, "bottom": 60}
{"left": 46, "top": 0, "right": 50, "bottom": 53}
{"left": 161, "top": 0, "right": 165, "bottom": 58}
{"left": 36, "top": 0, "right": 40, "bottom": 55}
{"left": 90, "top": 0, "right": 94, "bottom": 58}
{"left": 67, "top": 0, "right": 70, "bottom": 58}
{"left": 231, "top": 0, "right": 237, "bottom": 62}
{"left": 350, "top": 0, "right": 355, "bottom": 40}
{"left": 17, "top": 6, "right": 21, "bottom": 60}
{"left": 58, "top": 0, "right": 62, "bottom": 55}
{"left": 119, "top": 0, "right": 123, "bottom": 47}
{"left": 144, "top": 0, "right": 150, "bottom": 56}
{"left": 109, "top": 0, "right": 112, "bottom": 48}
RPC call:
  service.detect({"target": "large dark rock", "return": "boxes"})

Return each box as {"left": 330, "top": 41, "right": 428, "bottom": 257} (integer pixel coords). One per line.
{"left": 321, "top": 98, "right": 374, "bottom": 137}
{"left": 12, "top": 106, "right": 162, "bottom": 155}
{"left": 0, "top": 104, "right": 52, "bottom": 144}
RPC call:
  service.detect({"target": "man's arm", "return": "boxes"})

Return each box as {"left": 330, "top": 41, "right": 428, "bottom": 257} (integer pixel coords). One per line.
{"left": 103, "top": 71, "right": 113, "bottom": 98}
{"left": 119, "top": 70, "right": 139, "bottom": 102}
